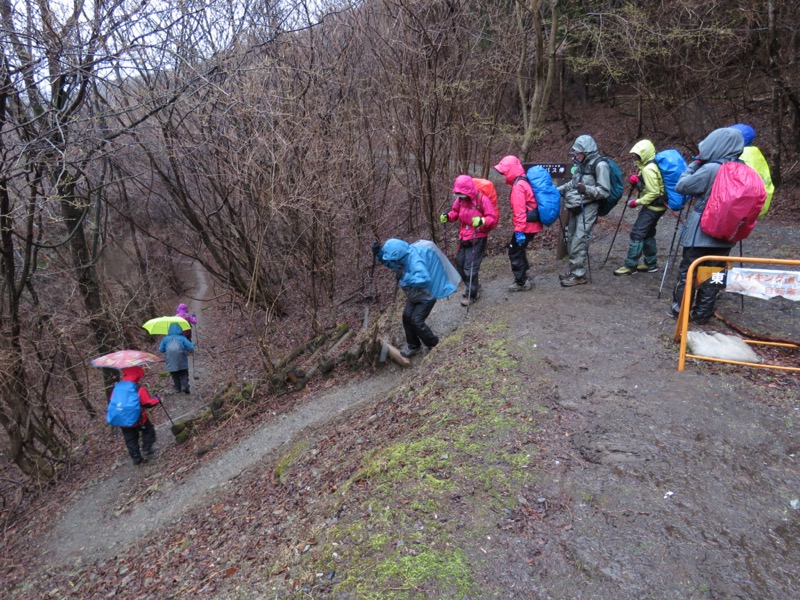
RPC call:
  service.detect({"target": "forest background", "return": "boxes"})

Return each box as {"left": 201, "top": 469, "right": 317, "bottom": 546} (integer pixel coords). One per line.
{"left": 1, "top": 0, "right": 798, "bottom": 508}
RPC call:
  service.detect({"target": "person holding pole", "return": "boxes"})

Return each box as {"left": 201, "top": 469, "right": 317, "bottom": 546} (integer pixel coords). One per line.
{"left": 493, "top": 155, "right": 542, "bottom": 292}
{"left": 440, "top": 175, "right": 498, "bottom": 306}
{"left": 613, "top": 139, "right": 667, "bottom": 275}
{"left": 556, "top": 135, "right": 610, "bottom": 287}
{"left": 114, "top": 366, "right": 161, "bottom": 466}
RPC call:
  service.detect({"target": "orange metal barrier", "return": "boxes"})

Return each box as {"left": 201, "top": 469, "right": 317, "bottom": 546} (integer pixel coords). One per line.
{"left": 674, "top": 255, "right": 800, "bottom": 372}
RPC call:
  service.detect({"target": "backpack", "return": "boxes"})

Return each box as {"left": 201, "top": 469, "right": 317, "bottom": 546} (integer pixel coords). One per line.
{"left": 700, "top": 162, "right": 767, "bottom": 243}
{"left": 524, "top": 166, "right": 562, "bottom": 226}
{"left": 472, "top": 178, "right": 499, "bottom": 229}
{"left": 411, "top": 240, "right": 459, "bottom": 299}
{"left": 653, "top": 149, "right": 688, "bottom": 211}
{"left": 106, "top": 380, "right": 141, "bottom": 427}
{"left": 594, "top": 157, "right": 624, "bottom": 217}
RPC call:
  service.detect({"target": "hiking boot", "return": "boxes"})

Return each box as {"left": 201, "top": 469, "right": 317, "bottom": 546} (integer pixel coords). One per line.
{"left": 637, "top": 264, "right": 659, "bottom": 273}
{"left": 508, "top": 279, "right": 532, "bottom": 292}
{"left": 614, "top": 265, "right": 636, "bottom": 276}
{"left": 183, "top": 388, "right": 190, "bottom": 394}
{"left": 460, "top": 296, "right": 478, "bottom": 307}
{"left": 400, "top": 345, "right": 422, "bottom": 358}
{"left": 670, "top": 302, "right": 681, "bottom": 318}
{"left": 143, "top": 447, "right": 154, "bottom": 456}
{"left": 558, "top": 272, "right": 571, "bottom": 281}
{"left": 132, "top": 456, "right": 146, "bottom": 466}
{"left": 560, "top": 274, "right": 587, "bottom": 287}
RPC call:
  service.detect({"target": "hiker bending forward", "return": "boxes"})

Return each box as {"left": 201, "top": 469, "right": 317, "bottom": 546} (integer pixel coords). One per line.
{"left": 375, "top": 238, "right": 456, "bottom": 358}
{"left": 557, "top": 134, "right": 610, "bottom": 287}
{"left": 671, "top": 127, "right": 743, "bottom": 324}
{"left": 440, "top": 175, "right": 497, "bottom": 306}
{"left": 493, "top": 155, "right": 542, "bottom": 292}
{"left": 614, "top": 140, "right": 667, "bottom": 276}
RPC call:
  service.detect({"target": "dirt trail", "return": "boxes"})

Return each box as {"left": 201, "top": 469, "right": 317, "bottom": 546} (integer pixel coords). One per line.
{"left": 31, "top": 220, "right": 800, "bottom": 598}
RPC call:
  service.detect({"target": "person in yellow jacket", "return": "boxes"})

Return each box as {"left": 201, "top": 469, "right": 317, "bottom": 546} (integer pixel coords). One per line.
{"left": 730, "top": 123, "right": 774, "bottom": 217}
{"left": 614, "top": 139, "right": 667, "bottom": 275}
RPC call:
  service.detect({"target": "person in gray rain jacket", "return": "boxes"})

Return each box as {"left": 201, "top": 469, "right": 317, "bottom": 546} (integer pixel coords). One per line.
{"left": 557, "top": 134, "right": 610, "bottom": 287}
{"left": 159, "top": 322, "right": 195, "bottom": 393}
{"left": 671, "top": 127, "right": 743, "bottom": 324}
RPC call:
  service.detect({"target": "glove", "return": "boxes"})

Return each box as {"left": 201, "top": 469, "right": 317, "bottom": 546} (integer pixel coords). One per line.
{"left": 471, "top": 216, "right": 484, "bottom": 227}
{"left": 514, "top": 232, "right": 526, "bottom": 245}
{"left": 440, "top": 213, "right": 448, "bottom": 224}
{"left": 628, "top": 198, "right": 637, "bottom": 209}
{"left": 628, "top": 174, "right": 639, "bottom": 185}
{"left": 576, "top": 182, "right": 586, "bottom": 195}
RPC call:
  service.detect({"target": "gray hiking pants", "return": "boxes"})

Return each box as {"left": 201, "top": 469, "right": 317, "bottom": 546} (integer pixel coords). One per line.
{"left": 567, "top": 201, "right": 598, "bottom": 278}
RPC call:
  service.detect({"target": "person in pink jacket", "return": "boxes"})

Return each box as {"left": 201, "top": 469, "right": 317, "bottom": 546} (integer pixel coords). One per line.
{"left": 493, "top": 156, "right": 543, "bottom": 291}
{"left": 440, "top": 175, "right": 498, "bottom": 306}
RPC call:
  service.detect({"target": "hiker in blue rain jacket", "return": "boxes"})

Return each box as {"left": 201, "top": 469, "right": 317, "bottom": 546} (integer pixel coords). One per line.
{"left": 375, "top": 238, "right": 456, "bottom": 358}
{"left": 671, "top": 127, "right": 744, "bottom": 324}
{"left": 159, "top": 322, "right": 195, "bottom": 393}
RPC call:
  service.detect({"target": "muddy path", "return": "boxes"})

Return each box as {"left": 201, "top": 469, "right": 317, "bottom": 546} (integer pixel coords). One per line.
{"left": 24, "top": 217, "right": 800, "bottom": 598}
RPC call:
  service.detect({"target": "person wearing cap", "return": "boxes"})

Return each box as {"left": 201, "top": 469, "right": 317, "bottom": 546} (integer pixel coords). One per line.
{"left": 440, "top": 175, "right": 498, "bottom": 306}
{"left": 729, "top": 123, "right": 774, "bottom": 217}
{"left": 492, "top": 155, "right": 542, "bottom": 291}
{"left": 613, "top": 139, "right": 667, "bottom": 276}
{"left": 556, "top": 135, "right": 610, "bottom": 287}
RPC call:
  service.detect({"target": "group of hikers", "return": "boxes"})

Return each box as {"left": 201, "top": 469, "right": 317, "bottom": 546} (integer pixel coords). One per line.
{"left": 109, "top": 304, "right": 197, "bottom": 465}
{"left": 375, "top": 125, "right": 772, "bottom": 359}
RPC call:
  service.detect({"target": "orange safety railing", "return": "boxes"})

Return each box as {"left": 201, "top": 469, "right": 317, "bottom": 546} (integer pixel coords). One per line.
{"left": 674, "top": 255, "right": 800, "bottom": 372}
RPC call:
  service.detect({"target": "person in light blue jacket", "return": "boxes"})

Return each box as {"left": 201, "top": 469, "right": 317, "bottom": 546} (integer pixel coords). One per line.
{"left": 159, "top": 322, "right": 195, "bottom": 393}
{"left": 375, "top": 238, "right": 456, "bottom": 358}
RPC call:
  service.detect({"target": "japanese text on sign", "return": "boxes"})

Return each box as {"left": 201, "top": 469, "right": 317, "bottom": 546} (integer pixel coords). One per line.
{"left": 724, "top": 268, "right": 800, "bottom": 301}
{"left": 522, "top": 163, "right": 571, "bottom": 177}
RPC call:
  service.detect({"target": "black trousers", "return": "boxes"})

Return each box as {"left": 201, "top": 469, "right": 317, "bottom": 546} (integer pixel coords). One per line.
{"left": 672, "top": 245, "right": 731, "bottom": 322}
{"left": 456, "top": 237, "right": 487, "bottom": 299}
{"left": 170, "top": 369, "right": 189, "bottom": 392}
{"left": 122, "top": 420, "right": 155, "bottom": 463}
{"left": 508, "top": 232, "right": 536, "bottom": 285}
{"left": 402, "top": 298, "right": 438, "bottom": 349}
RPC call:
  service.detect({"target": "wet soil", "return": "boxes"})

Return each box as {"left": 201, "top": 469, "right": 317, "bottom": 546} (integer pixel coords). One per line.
{"left": 7, "top": 214, "right": 800, "bottom": 598}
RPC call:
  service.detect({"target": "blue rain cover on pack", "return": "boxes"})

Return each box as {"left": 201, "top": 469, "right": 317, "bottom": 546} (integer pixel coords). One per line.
{"left": 106, "top": 380, "right": 141, "bottom": 427}
{"left": 412, "top": 240, "right": 458, "bottom": 299}
{"left": 654, "top": 149, "right": 689, "bottom": 211}
{"left": 525, "top": 166, "right": 562, "bottom": 226}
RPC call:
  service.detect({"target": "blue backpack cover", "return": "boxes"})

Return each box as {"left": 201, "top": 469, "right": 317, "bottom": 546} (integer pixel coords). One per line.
{"left": 595, "top": 157, "right": 624, "bottom": 216}
{"left": 412, "top": 240, "right": 459, "bottom": 299}
{"left": 106, "top": 380, "right": 141, "bottom": 427}
{"left": 654, "top": 149, "right": 688, "bottom": 211}
{"left": 525, "top": 166, "right": 562, "bottom": 226}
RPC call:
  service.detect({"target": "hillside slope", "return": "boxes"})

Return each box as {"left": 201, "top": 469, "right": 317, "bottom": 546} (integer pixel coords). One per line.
{"left": 9, "top": 215, "right": 800, "bottom": 599}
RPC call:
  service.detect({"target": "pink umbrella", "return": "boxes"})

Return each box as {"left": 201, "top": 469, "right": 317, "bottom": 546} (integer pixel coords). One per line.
{"left": 91, "top": 350, "right": 163, "bottom": 369}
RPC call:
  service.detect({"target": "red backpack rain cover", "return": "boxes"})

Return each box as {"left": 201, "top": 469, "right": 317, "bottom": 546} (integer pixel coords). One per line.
{"left": 700, "top": 162, "right": 767, "bottom": 243}
{"left": 472, "top": 178, "right": 499, "bottom": 229}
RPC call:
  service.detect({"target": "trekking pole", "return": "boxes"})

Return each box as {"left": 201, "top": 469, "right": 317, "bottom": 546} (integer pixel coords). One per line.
{"left": 602, "top": 188, "right": 633, "bottom": 268}
{"left": 658, "top": 199, "right": 691, "bottom": 299}
{"left": 159, "top": 399, "right": 175, "bottom": 426}
{"left": 738, "top": 240, "right": 745, "bottom": 312}
{"left": 466, "top": 227, "right": 477, "bottom": 316}
{"left": 581, "top": 197, "right": 591, "bottom": 284}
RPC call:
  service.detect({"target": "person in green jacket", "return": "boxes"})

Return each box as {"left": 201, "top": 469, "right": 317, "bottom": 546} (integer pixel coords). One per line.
{"left": 730, "top": 124, "right": 774, "bottom": 217}
{"left": 614, "top": 139, "right": 667, "bottom": 275}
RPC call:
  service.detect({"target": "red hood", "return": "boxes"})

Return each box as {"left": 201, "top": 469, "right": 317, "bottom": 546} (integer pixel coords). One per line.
{"left": 451, "top": 174, "right": 478, "bottom": 201}
{"left": 493, "top": 155, "right": 524, "bottom": 185}
{"left": 121, "top": 366, "right": 144, "bottom": 383}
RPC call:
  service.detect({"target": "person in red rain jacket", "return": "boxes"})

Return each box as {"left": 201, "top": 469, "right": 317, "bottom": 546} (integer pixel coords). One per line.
{"left": 493, "top": 155, "right": 543, "bottom": 291}
{"left": 118, "top": 366, "right": 160, "bottom": 465}
{"left": 440, "top": 175, "right": 498, "bottom": 306}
